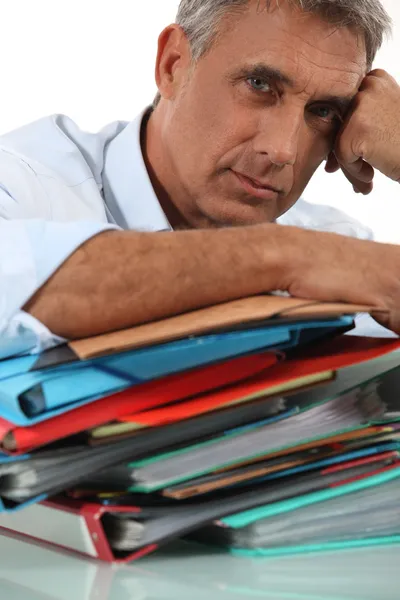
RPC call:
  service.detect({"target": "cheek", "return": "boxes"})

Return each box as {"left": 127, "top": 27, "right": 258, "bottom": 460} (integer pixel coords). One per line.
{"left": 173, "top": 97, "right": 232, "bottom": 166}
{"left": 181, "top": 77, "right": 252, "bottom": 155}
{"left": 295, "top": 133, "right": 331, "bottom": 184}
{"left": 175, "top": 116, "right": 245, "bottom": 183}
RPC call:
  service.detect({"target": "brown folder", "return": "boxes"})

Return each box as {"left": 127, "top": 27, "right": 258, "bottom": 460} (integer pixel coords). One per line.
{"left": 69, "top": 296, "right": 383, "bottom": 360}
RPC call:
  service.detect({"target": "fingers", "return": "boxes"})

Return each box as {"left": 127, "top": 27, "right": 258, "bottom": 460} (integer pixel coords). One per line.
{"left": 333, "top": 101, "right": 375, "bottom": 195}
{"left": 342, "top": 157, "right": 374, "bottom": 184}
{"left": 373, "top": 310, "right": 400, "bottom": 336}
{"left": 334, "top": 69, "right": 400, "bottom": 183}
{"left": 325, "top": 151, "right": 375, "bottom": 195}
{"left": 340, "top": 163, "right": 374, "bottom": 195}
{"left": 324, "top": 152, "right": 340, "bottom": 174}
{"left": 341, "top": 158, "right": 375, "bottom": 193}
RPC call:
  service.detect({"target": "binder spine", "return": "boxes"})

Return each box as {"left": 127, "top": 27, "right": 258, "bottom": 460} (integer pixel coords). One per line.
{"left": 81, "top": 501, "right": 160, "bottom": 563}
{"left": 45, "top": 499, "right": 145, "bottom": 562}
{"left": 0, "top": 498, "right": 153, "bottom": 563}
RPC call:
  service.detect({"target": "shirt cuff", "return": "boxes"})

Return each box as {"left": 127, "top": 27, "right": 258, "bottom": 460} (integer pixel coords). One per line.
{"left": 0, "top": 311, "right": 66, "bottom": 360}
{"left": 0, "top": 219, "right": 118, "bottom": 325}
{"left": 0, "top": 219, "right": 119, "bottom": 358}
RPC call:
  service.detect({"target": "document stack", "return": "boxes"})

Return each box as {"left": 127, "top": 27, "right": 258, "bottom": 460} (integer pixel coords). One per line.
{"left": 0, "top": 295, "right": 400, "bottom": 563}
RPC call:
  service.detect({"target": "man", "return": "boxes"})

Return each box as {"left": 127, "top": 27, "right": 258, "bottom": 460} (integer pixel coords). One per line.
{"left": 0, "top": 0, "right": 399, "bottom": 359}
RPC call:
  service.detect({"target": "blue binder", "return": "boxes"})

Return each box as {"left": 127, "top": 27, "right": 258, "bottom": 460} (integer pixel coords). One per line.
{"left": 0, "top": 317, "right": 353, "bottom": 426}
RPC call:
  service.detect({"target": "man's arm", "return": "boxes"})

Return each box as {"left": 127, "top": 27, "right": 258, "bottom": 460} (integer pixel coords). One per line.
{"left": 25, "top": 225, "right": 289, "bottom": 339}
{"left": 26, "top": 224, "right": 400, "bottom": 339}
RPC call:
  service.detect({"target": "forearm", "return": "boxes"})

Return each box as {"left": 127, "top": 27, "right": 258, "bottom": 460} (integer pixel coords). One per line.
{"left": 25, "top": 225, "right": 293, "bottom": 339}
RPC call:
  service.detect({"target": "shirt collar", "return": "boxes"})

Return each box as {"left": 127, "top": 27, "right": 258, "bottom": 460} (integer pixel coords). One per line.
{"left": 102, "top": 107, "right": 172, "bottom": 232}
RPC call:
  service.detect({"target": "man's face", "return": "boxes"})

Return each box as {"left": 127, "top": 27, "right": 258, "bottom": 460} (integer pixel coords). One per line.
{"left": 154, "top": 0, "right": 367, "bottom": 228}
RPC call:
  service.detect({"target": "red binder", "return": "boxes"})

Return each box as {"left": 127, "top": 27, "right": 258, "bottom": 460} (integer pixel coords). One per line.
{"left": 1, "top": 336, "right": 399, "bottom": 455}
{"left": 0, "top": 351, "right": 278, "bottom": 455}
{"left": 0, "top": 497, "right": 151, "bottom": 563}
{"left": 115, "top": 336, "right": 400, "bottom": 429}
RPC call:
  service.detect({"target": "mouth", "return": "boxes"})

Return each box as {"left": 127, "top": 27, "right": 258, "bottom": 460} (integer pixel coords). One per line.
{"left": 231, "top": 170, "right": 283, "bottom": 201}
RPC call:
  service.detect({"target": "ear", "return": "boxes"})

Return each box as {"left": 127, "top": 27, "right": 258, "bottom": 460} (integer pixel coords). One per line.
{"left": 155, "top": 25, "right": 192, "bottom": 101}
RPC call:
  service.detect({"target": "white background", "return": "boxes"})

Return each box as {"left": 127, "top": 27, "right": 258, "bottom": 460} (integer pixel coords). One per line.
{"left": 1, "top": 0, "right": 399, "bottom": 242}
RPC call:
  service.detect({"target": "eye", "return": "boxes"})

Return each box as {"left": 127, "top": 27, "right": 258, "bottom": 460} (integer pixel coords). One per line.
{"left": 308, "top": 104, "right": 343, "bottom": 136}
{"left": 247, "top": 77, "right": 273, "bottom": 94}
{"left": 310, "top": 105, "right": 341, "bottom": 123}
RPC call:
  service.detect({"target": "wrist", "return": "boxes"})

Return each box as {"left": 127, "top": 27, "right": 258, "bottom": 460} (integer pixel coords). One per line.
{"left": 253, "top": 223, "right": 304, "bottom": 294}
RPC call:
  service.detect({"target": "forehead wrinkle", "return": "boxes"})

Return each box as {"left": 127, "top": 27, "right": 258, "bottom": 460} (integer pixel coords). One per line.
{"left": 278, "top": 24, "right": 339, "bottom": 49}
{"left": 273, "top": 22, "right": 366, "bottom": 69}
{"left": 315, "top": 24, "right": 367, "bottom": 63}
{"left": 256, "top": 27, "right": 365, "bottom": 67}
{"left": 281, "top": 38, "right": 364, "bottom": 72}
{"left": 274, "top": 11, "right": 364, "bottom": 50}
{"left": 266, "top": 54, "right": 361, "bottom": 104}
{"left": 292, "top": 68, "right": 361, "bottom": 102}
{"left": 296, "top": 54, "right": 363, "bottom": 79}
{"left": 266, "top": 42, "right": 364, "bottom": 96}
{"left": 229, "top": 21, "right": 365, "bottom": 76}
{"left": 296, "top": 55, "right": 364, "bottom": 93}
{"left": 262, "top": 59, "right": 361, "bottom": 103}
{"left": 298, "top": 47, "right": 365, "bottom": 75}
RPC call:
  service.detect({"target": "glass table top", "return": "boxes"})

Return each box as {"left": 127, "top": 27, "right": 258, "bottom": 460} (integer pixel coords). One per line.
{"left": 0, "top": 532, "right": 399, "bottom": 600}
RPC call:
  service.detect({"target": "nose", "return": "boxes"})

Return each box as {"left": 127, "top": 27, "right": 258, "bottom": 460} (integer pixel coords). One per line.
{"left": 253, "top": 105, "right": 302, "bottom": 167}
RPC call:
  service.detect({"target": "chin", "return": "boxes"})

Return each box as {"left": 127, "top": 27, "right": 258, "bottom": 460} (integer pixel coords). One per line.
{"left": 198, "top": 201, "right": 278, "bottom": 228}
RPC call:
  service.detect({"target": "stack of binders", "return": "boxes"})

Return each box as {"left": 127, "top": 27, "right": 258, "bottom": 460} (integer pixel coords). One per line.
{"left": 0, "top": 295, "right": 400, "bottom": 562}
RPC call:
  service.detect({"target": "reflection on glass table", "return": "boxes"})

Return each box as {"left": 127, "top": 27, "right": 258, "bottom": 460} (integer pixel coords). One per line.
{"left": 0, "top": 533, "right": 399, "bottom": 600}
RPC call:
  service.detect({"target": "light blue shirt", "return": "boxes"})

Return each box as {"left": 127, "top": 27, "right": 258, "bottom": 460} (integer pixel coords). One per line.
{"left": 0, "top": 108, "right": 381, "bottom": 359}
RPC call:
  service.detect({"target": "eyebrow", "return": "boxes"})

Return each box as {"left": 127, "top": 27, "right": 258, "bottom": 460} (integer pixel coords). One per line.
{"left": 231, "top": 63, "right": 356, "bottom": 115}
{"left": 233, "top": 63, "right": 295, "bottom": 88}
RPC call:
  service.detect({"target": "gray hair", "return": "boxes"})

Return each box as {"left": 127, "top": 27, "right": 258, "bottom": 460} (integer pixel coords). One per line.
{"left": 154, "top": 0, "right": 392, "bottom": 107}
{"left": 177, "top": 0, "right": 391, "bottom": 68}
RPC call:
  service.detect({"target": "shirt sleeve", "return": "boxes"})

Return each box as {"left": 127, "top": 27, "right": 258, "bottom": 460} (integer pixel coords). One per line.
{"left": 0, "top": 218, "right": 118, "bottom": 359}
{"left": 0, "top": 149, "right": 119, "bottom": 359}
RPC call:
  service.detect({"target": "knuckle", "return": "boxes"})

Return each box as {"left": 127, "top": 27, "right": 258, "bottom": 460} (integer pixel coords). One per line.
{"left": 351, "top": 137, "right": 368, "bottom": 161}
{"left": 367, "top": 71, "right": 398, "bottom": 93}
{"left": 368, "top": 68, "right": 389, "bottom": 79}
{"left": 338, "top": 124, "right": 368, "bottom": 162}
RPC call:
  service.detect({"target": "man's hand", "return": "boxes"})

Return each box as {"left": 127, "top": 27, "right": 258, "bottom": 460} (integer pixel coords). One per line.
{"left": 325, "top": 69, "right": 400, "bottom": 193}
{"left": 282, "top": 227, "right": 400, "bottom": 335}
